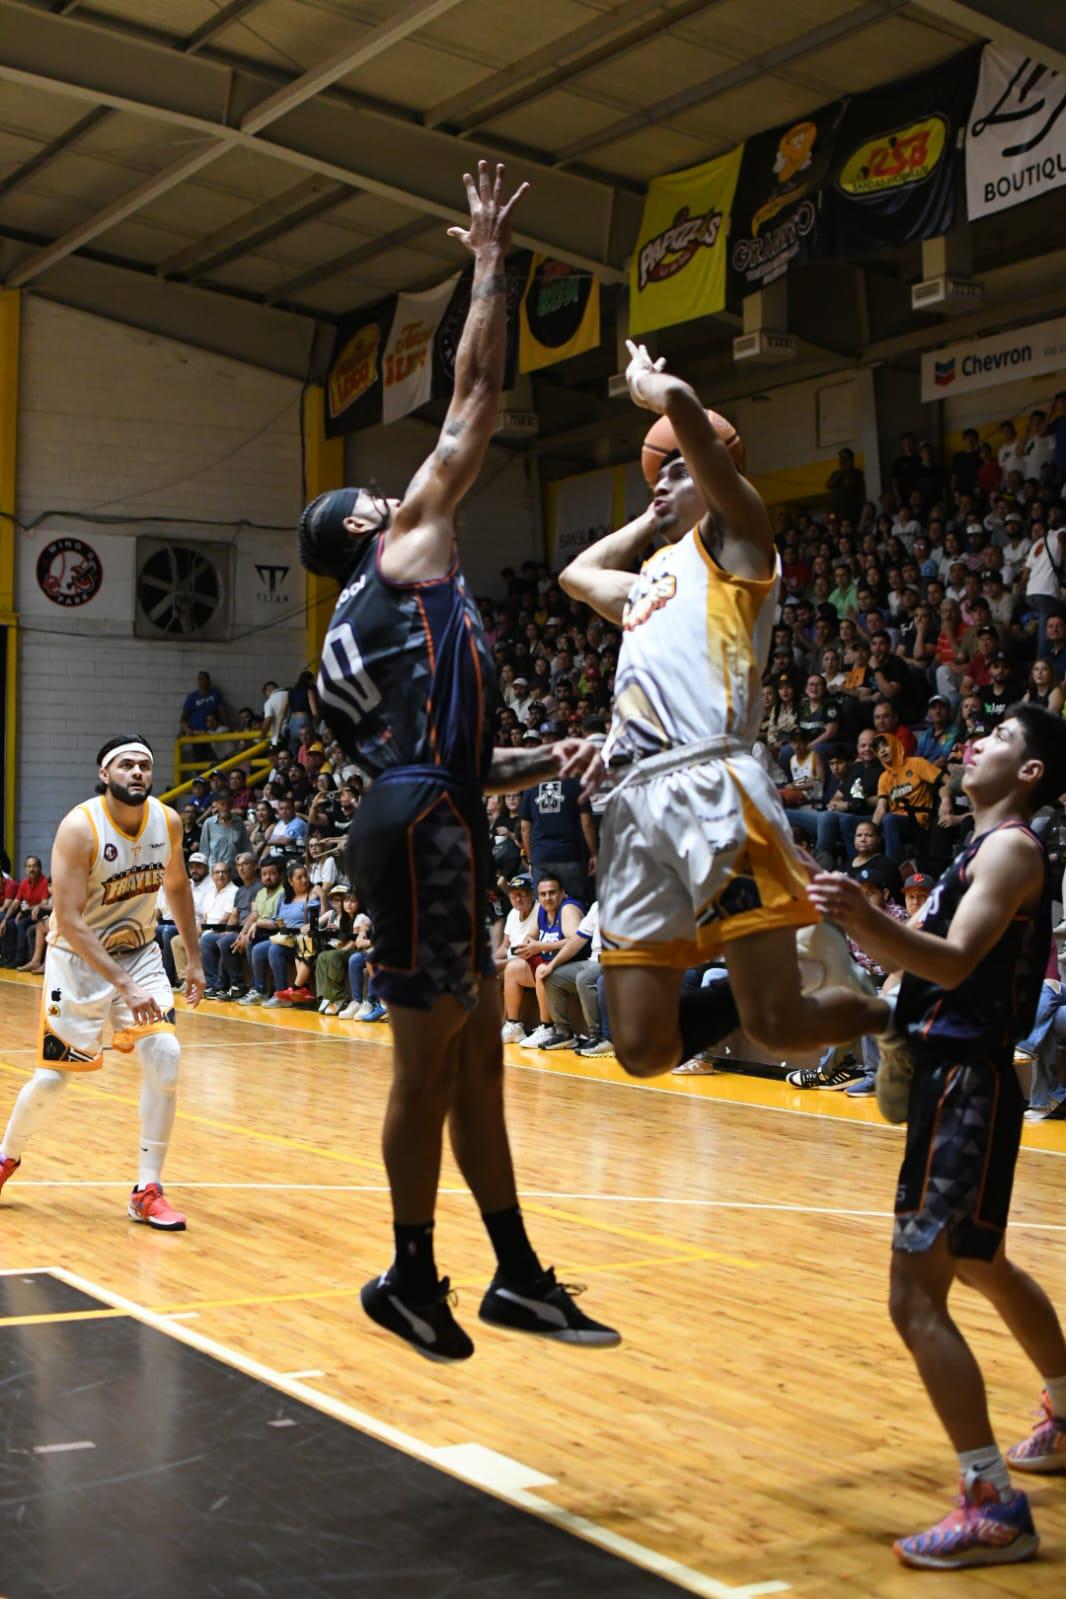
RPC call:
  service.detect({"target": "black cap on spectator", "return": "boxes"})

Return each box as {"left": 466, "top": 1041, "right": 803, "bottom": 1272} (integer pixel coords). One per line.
{"left": 904, "top": 872, "right": 934, "bottom": 892}
{"left": 507, "top": 872, "right": 534, "bottom": 890}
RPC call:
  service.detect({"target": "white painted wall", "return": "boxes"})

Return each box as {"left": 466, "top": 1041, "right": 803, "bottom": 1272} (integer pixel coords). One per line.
{"left": 344, "top": 416, "right": 544, "bottom": 595}
{"left": 14, "top": 298, "right": 306, "bottom": 860}
{"left": 733, "top": 372, "right": 859, "bottom": 476}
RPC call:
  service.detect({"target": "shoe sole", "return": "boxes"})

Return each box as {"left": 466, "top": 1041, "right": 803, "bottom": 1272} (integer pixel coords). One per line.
{"left": 818, "top": 1078, "right": 865, "bottom": 1091}
{"left": 1006, "top": 1454, "right": 1066, "bottom": 1474}
{"left": 894, "top": 1532, "right": 1039, "bottom": 1569}
{"left": 540, "top": 1040, "right": 576, "bottom": 1050}
{"left": 128, "top": 1209, "right": 186, "bottom": 1231}
{"left": 478, "top": 1312, "right": 621, "bottom": 1347}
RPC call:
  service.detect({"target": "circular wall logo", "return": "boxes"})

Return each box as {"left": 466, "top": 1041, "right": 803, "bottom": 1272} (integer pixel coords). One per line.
{"left": 37, "top": 536, "right": 103, "bottom": 607}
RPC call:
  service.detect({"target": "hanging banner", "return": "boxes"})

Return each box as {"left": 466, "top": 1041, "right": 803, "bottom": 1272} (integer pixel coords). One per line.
{"left": 550, "top": 467, "right": 616, "bottom": 566}
{"left": 431, "top": 251, "right": 527, "bottom": 397}
{"left": 920, "top": 314, "right": 1066, "bottom": 402}
{"left": 727, "top": 103, "right": 843, "bottom": 304}
{"left": 325, "top": 299, "right": 394, "bottom": 436}
{"left": 628, "top": 145, "right": 742, "bottom": 335}
{"left": 823, "top": 50, "right": 980, "bottom": 258}
{"left": 381, "top": 274, "right": 460, "bottom": 425}
{"left": 966, "top": 46, "right": 1066, "bottom": 220}
{"left": 519, "top": 256, "right": 600, "bottom": 373}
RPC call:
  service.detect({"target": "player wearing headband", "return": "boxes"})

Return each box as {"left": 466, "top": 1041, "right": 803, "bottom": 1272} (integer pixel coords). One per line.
{"left": 300, "top": 162, "right": 617, "bottom": 1361}
{"left": 0, "top": 735, "right": 202, "bottom": 1229}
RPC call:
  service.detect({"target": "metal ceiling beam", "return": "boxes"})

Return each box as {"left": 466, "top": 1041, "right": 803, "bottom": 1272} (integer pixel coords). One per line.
{"left": 911, "top": 0, "right": 1066, "bottom": 74}
{"left": 239, "top": 0, "right": 465, "bottom": 134}
{"left": 155, "top": 174, "right": 349, "bottom": 279}
{"left": 181, "top": 182, "right": 354, "bottom": 282}
{"left": 424, "top": 0, "right": 721, "bottom": 130}
{"left": 0, "top": 103, "right": 110, "bottom": 200}
{"left": 181, "top": 0, "right": 272, "bottom": 57}
{"left": 0, "top": 1, "right": 630, "bottom": 286}
{"left": 264, "top": 216, "right": 439, "bottom": 305}
{"left": 553, "top": 0, "right": 910, "bottom": 165}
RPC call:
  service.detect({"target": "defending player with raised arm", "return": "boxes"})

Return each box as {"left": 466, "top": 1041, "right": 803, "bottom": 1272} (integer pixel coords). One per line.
{"left": 808, "top": 706, "right": 1066, "bottom": 1568}
{"left": 298, "top": 162, "right": 616, "bottom": 1362}
{"left": 559, "top": 343, "right": 887, "bottom": 1079}
{"left": 0, "top": 737, "right": 202, "bottom": 1230}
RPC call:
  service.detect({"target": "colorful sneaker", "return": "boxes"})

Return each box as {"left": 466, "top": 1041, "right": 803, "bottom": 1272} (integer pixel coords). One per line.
{"left": 893, "top": 1472, "right": 1038, "bottom": 1569}
{"left": 287, "top": 987, "right": 314, "bottom": 1003}
{"left": 360, "top": 1271, "right": 474, "bottom": 1362}
{"left": 361, "top": 1001, "right": 387, "bottom": 1022}
{"left": 845, "top": 1072, "right": 877, "bottom": 1097}
{"left": 0, "top": 1153, "right": 21, "bottom": 1197}
{"left": 479, "top": 1267, "right": 621, "bottom": 1346}
{"left": 128, "top": 1183, "right": 186, "bottom": 1231}
{"left": 1007, "top": 1391, "right": 1066, "bottom": 1474}
{"left": 500, "top": 1020, "right": 526, "bottom": 1043}
{"left": 785, "top": 1061, "right": 865, "bottom": 1090}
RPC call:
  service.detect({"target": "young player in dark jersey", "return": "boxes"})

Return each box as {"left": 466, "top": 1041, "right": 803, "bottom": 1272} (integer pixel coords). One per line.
{"left": 298, "top": 162, "right": 616, "bottom": 1362}
{"left": 810, "top": 705, "right": 1066, "bottom": 1569}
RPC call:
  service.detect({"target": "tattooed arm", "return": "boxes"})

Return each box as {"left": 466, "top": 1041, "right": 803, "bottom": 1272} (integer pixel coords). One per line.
{"left": 382, "top": 162, "right": 529, "bottom": 582}
{"left": 483, "top": 737, "right": 603, "bottom": 797}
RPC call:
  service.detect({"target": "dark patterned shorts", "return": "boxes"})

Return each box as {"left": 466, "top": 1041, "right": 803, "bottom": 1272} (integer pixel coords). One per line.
{"left": 893, "top": 1056, "right": 1024, "bottom": 1261}
{"left": 345, "top": 771, "right": 493, "bottom": 1012}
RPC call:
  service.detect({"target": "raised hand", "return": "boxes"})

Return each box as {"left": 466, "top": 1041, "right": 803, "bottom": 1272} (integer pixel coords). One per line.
{"left": 625, "top": 338, "right": 667, "bottom": 411}
{"left": 447, "top": 160, "right": 529, "bottom": 256}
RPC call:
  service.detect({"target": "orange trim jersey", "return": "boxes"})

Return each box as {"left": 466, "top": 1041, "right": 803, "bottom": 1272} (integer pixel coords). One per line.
{"left": 50, "top": 795, "right": 175, "bottom": 957}
{"left": 602, "top": 526, "right": 779, "bottom": 766}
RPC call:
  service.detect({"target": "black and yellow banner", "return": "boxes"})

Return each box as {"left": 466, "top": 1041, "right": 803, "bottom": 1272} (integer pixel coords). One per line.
{"left": 629, "top": 146, "right": 742, "bottom": 335}
{"left": 519, "top": 256, "right": 600, "bottom": 373}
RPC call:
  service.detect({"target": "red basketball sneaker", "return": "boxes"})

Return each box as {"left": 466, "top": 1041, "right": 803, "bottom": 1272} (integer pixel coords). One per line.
{"left": 0, "top": 1154, "right": 20, "bottom": 1197}
{"left": 128, "top": 1183, "right": 186, "bottom": 1231}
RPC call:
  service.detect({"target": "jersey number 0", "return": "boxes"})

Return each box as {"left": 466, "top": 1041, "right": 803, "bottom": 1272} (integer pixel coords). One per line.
{"left": 318, "top": 621, "right": 382, "bottom": 724}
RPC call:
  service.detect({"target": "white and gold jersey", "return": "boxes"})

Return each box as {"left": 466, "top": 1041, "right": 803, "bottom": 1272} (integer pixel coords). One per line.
{"left": 602, "top": 525, "right": 779, "bottom": 765}
{"left": 50, "top": 795, "right": 177, "bottom": 956}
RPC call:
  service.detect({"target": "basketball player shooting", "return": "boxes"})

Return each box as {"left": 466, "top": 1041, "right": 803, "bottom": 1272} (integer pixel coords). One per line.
{"left": 0, "top": 736, "right": 202, "bottom": 1230}
{"left": 560, "top": 342, "right": 891, "bottom": 1074}
{"left": 299, "top": 162, "right": 617, "bottom": 1361}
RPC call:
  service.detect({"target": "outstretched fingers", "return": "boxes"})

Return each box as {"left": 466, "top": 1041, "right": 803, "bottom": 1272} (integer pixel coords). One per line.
{"left": 499, "top": 179, "right": 530, "bottom": 220}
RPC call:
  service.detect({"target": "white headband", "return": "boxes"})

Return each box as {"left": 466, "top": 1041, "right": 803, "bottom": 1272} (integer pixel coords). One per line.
{"left": 102, "top": 742, "right": 153, "bottom": 769}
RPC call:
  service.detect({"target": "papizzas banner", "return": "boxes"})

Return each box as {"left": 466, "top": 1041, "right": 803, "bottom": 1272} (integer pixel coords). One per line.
{"left": 325, "top": 254, "right": 527, "bottom": 436}
{"left": 519, "top": 255, "right": 600, "bottom": 373}
{"left": 628, "top": 144, "right": 742, "bottom": 335}
{"left": 727, "top": 102, "right": 843, "bottom": 304}
{"left": 823, "top": 49, "right": 981, "bottom": 258}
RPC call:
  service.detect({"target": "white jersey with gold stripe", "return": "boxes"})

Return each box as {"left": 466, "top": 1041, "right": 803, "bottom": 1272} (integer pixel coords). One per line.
{"left": 602, "top": 526, "right": 779, "bottom": 765}
{"left": 50, "top": 794, "right": 175, "bottom": 956}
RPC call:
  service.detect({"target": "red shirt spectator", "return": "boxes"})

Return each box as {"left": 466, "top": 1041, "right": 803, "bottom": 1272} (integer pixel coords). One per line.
{"left": 14, "top": 873, "right": 50, "bottom": 908}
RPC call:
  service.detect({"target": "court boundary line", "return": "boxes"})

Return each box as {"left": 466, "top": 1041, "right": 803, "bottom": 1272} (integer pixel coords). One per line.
{"left": 3, "top": 1266, "right": 789, "bottom": 1599}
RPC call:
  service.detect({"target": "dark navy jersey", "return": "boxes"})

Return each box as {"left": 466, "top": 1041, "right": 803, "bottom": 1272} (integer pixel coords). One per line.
{"left": 316, "top": 533, "right": 496, "bottom": 785}
{"left": 896, "top": 821, "right": 1050, "bottom": 1060}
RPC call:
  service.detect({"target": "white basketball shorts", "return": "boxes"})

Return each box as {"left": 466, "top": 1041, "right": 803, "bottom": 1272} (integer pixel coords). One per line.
{"left": 39, "top": 941, "right": 175, "bottom": 1071}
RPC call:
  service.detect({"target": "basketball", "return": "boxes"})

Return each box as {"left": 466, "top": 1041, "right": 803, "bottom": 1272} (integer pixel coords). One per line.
{"left": 641, "top": 409, "right": 745, "bottom": 486}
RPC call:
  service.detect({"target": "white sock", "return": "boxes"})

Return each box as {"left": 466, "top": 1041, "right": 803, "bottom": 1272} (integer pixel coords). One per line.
{"left": 958, "top": 1446, "right": 1011, "bottom": 1499}
{"left": 1, "top": 1069, "right": 68, "bottom": 1161}
{"left": 1043, "top": 1374, "right": 1066, "bottom": 1419}
{"left": 874, "top": 990, "right": 899, "bottom": 1040}
{"left": 136, "top": 1034, "right": 180, "bottom": 1188}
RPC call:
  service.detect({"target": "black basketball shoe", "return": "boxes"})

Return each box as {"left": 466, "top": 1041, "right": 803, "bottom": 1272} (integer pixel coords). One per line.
{"left": 479, "top": 1267, "right": 620, "bottom": 1346}
{"left": 360, "top": 1271, "right": 474, "bottom": 1362}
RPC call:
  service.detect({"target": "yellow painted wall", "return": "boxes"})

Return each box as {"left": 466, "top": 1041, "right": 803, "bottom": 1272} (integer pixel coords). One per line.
{"left": 301, "top": 385, "right": 344, "bottom": 669}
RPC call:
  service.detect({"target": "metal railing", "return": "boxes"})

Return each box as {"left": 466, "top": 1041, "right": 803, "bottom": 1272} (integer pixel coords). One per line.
{"left": 162, "top": 731, "right": 272, "bottom": 805}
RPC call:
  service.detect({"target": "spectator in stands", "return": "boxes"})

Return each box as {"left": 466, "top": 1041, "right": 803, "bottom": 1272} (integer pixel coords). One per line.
{"left": 848, "top": 819, "right": 887, "bottom": 877}
{"left": 285, "top": 671, "right": 319, "bottom": 752}
{"left": 0, "top": 855, "right": 50, "bottom": 968}
{"left": 1042, "top": 610, "right": 1066, "bottom": 680}
{"left": 1025, "top": 657, "right": 1064, "bottom": 715}
{"left": 1020, "top": 408, "right": 1055, "bottom": 481}
{"left": 186, "top": 774, "right": 212, "bottom": 815}
{"left": 262, "top": 680, "right": 289, "bottom": 743}
{"left": 872, "top": 733, "right": 941, "bottom": 862}
{"left": 248, "top": 800, "right": 276, "bottom": 854}
{"left": 500, "top": 874, "right": 585, "bottom": 1049}
{"left": 218, "top": 855, "right": 284, "bottom": 999}
{"left": 891, "top": 431, "right": 922, "bottom": 505}
{"left": 915, "top": 695, "right": 958, "bottom": 767}
{"left": 203, "top": 852, "right": 258, "bottom": 998}
{"left": 307, "top": 833, "right": 338, "bottom": 903}
{"left": 979, "top": 651, "right": 1019, "bottom": 726}
{"left": 1022, "top": 524, "right": 1066, "bottom": 654}
{"left": 797, "top": 673, "right": 840, "bottom": 753}
{"left": 263, "top": 796, "right": 308, "bottom": 859}
{"left": 537, "top": 901, "right": 604, "bottom": 1051}
{"left": 314, "top": 886, "right": 363, "bottom": 1017}
{"left": 174, "top": 860, "right": 237, "bottom": 989}
{"left": 826, "top": 447, "right": 866, "bottom": 523}
{"left": 198, "top": 791, "right": 252, "bottom": 873}
{"left": 226, "top": 766, "right": 254, "bottom": 813}
{"left": 241, "top": 862, "right": 312, "bottom": 1007}
{"left": 518, "top": 741, "right": 596, "bottom": 903}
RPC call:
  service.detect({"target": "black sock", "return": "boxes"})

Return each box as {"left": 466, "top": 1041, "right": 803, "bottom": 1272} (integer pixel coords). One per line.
{"left": 482, "top": 1205, "right": 544, "bottom": 1285}
{"left": 391, "top": 1220, "right": 438, "bottom": 1299}
{"left": 678, "top": 982, "right": 740, "bottom": 1061}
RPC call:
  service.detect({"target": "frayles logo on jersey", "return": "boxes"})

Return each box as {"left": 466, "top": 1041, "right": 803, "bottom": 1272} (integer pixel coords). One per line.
{"left": 100, "top": 864, "right": 166, "bottom": 907}
{"left": 637, "top": 207, "right": 724, "bottom": 291}
{"left": 623, "top": 571, "right": 677, "bottom": 631}
{"left": 37, "top": 536, "right": 103, "bottom": 608}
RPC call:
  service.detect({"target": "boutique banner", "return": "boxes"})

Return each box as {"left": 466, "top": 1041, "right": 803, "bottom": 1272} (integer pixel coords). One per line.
{"left": 920, "top": 314, "right": 1066, "bottom": 402}
{"left": 628, "top": 145, "right": 742, "bottom": 335}
{"left": 966, "top": 46, "right": 1066, "bottom": 220}
{"left": 519, "top": 255, "right": 600, "bottom": 373}
{"left": 727, "top": 103, "right": 843, "bottom": 303}
{"left": 824, "top": 50, "right": 980, "bottom": 258}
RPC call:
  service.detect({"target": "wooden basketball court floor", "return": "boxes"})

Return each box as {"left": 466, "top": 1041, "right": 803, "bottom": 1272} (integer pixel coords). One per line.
{"left": 1, "top": 967, "right": 1065, "bottom": 1598}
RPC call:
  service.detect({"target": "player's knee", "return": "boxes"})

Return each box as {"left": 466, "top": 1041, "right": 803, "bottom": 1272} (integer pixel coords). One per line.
{"left": 136, "top": 1032, "right": 181, "bottom": 1092}
{"left": 613, "top": 1027, "right": 676, "bottom": 1079}
{"left": 34, "top": 1068, "right": 69, "bottom": 1102}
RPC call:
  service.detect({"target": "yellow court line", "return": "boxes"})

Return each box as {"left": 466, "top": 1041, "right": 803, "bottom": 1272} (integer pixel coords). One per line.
{"left": 0, "top": 1307, "right": 127, "bottom": 1329}
{"left": 522, "top": 1201, "right": 760, "bottom": 1270}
